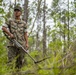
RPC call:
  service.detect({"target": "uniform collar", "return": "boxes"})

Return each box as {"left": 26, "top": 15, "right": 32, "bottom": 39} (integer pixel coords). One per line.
{"left": 14, "top": 18, "right": 22, "bottom": 24}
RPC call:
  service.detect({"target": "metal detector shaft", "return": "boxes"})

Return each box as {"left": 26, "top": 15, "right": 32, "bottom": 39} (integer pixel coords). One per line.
{"left": 3, "top": 31, "right": 37, "bottom": 63}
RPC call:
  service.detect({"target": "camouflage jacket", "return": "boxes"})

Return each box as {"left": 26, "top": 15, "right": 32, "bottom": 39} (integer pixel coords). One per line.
{"left": 4, "top": 19, "right": 27, "bottom": 47}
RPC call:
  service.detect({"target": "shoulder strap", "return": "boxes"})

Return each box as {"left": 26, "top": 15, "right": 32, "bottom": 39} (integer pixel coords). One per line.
{"left": 8, "top": 20, "right": 12, "bottom": 33}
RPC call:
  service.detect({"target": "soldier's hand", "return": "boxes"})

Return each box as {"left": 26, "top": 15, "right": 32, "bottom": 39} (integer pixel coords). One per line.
{"left": 10, "top": 34, "right": 14, "bottom": 39}
{"left": 25, "top": 43, "right": 29, "bottom": 50}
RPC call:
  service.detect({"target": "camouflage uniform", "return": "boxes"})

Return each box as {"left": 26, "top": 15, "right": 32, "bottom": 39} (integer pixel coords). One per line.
{"left": 4, "top": 19, "right": 27, "bottom": 69}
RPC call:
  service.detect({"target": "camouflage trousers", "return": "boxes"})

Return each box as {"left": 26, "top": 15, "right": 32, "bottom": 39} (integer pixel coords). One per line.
{"left": 7, "top": 46, "right": 25, "bottom": 69}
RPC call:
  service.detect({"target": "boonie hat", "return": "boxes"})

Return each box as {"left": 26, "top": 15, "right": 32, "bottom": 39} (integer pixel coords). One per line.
{"left": 14, "top": 6, "right": 22, "bottom": 12}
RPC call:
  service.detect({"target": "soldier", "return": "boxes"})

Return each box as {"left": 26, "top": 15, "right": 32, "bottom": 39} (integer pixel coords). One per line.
{"left": 2, "top": 6, "right": 28, "bottom": 69}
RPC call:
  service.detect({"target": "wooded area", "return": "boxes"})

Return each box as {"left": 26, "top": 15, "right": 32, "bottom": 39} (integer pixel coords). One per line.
{"left": 0, "top": 0, "right": 76, "bottom": 75}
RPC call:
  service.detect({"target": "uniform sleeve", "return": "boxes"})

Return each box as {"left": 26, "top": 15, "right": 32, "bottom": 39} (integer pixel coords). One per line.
{"left": 24, "top": 22, "right": 28, "bottom": 33}
{"left": 3, "top": 19, "right": 11, "bottom": 31}
{"left": 3, "top": 19, "right": 10, "bottom": 28}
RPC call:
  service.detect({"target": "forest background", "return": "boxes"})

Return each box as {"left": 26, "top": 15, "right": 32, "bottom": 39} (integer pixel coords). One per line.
{"left": 0, "top": 0, "right": 76, "bottom": 75}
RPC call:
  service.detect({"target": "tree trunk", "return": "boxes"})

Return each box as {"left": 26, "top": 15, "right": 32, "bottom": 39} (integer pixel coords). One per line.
{"left": 36, "top": 0, "right": 42, "bottom": 50}
{"left": 15, "top": 0, "right": 16, "bottom": 6}
{"left": 23, "top": 0, "right": 28, "bottom": 23}
{"left": 43, "top": 0, "right": 46, "bottom": 56}
{"left": 63, "top": 16, "right": 66, "bottom": 52}
{"left": 67, "top": 0, "right": 70, "bottom": 48}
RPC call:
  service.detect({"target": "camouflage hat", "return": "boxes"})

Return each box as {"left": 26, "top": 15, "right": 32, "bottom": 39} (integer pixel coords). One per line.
{"left": 14, "top": 6, "right": 22, "bottom": 12}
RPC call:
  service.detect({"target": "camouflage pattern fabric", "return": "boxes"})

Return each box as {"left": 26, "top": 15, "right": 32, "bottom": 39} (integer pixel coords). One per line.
{"left": 5, "top": 19, "right": 27, "bottom": 48}
{"left": 7, "top": 46, "right": 25, "bottom": 69}
{"left": 4, "top": 19, "right": 27, "bottom": 69}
